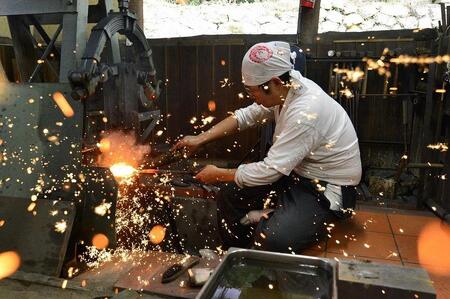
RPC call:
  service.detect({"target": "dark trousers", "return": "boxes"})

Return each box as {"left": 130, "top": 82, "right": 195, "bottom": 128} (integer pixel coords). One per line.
{"left": 216, "top": 175, "right": 335, "bottom": 253}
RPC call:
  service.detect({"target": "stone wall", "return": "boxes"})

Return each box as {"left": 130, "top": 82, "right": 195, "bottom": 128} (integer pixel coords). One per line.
{"left": 144, "top": 0, "right": 450, "bottom": 38}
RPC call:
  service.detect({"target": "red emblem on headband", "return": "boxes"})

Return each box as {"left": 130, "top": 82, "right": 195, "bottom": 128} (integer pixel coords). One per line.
{"left": 249, "top": 45, "right": 273, "bottom": 63}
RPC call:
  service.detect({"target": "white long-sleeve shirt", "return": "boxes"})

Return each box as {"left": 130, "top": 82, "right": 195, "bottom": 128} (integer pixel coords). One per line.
{"left": 233, "top": 71, "right": 362, "bottom": 210}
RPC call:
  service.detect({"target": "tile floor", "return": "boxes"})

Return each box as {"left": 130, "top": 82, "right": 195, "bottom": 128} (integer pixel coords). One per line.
{"left": 300, "top": 206, "right": 450, "bottom": 299}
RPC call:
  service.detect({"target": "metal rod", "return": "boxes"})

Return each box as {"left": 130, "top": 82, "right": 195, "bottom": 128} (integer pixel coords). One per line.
{"left": 441, "top": 3, "right": 447, "bottom": 30}
{"left": 407, "top": 163, "right": 444, "bottom": 169}
{"left": 434, "top": 81, "right": 446, "bottom": 141}
{"left": 138, "top": 169, "right": 194, "bottom": 175}
{"left": 361, "top": 64, "right": 368, "bottom": 99}
{"left": 30, "top": 36, "right": 59, "bottom": 79}
{"left": 333, "top": 38, "right": 414, "bottom": 43}
{"left": 382, "top": 76, "right": 389, "bottom": 99}
{"left": 359, "top": 140, "right": 407, "bottom": 145}
{"left": 356, "top": 93, "right": 416, "bottom": 97}
{"left": 296, "top": 0, "right": 302, "bottom": 45}
{"left": 311, "top": 58, "right": 372, "bottom": 62}
{"left": 447, "top": 6, "right": 450, "bottom": 32}
{"left": 28, "top": 24, "right": 62, "bottom": 83}
{"left": 334, "top": 63, "right": 339, "bottom": 100}
{"left": 81, "top": 146, "right": 97, "bottom": 153}
{"left": 28, "top": 15, "right": 61, "bottom": 58}
{"left": 327, "top": 63, "right": 334, "bottom": 95}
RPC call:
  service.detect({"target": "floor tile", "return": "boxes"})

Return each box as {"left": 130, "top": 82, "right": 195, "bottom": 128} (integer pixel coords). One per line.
{"left": 388, "top": 214, "right": 440, "bottom": 236}
{"left": 350, "top": 210, "right": 392, "bottom": 234}
{"left": 326, "top": 230, "right": 400, "bottom": 261}
{"left": 395, "top": 235, "right": 419, "bottom": 263}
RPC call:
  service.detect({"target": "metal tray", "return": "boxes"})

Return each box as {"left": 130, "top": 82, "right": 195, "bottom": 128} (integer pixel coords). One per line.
{"left": 196, "top": 248, "right": 338, "bottom": 299}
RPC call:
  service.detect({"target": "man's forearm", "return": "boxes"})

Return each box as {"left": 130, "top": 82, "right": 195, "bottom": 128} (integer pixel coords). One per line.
{"left": 197, "top": 115, "right": 239, "bottom": 145}
{"left": 217, "top": 167, "right": 237, "bottom": 182}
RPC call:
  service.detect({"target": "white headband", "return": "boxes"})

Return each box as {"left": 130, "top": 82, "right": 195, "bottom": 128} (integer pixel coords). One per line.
{"left": 241, "top": 41, "right": 294, "bottom": 86}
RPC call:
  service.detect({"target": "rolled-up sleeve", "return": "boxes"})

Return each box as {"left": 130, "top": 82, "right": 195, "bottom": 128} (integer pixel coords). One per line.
{"left": 234, "top": 107, "right": 322, "bottom": 188}
{"left": 234, "top": 103, "right": 274, "bottom": 131}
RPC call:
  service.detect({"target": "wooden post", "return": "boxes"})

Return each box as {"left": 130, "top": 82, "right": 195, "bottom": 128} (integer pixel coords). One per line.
{"left": 297, "top": 0, "right": 321, "bottom": 47}
{"left": 0, "top": 59, "right": 8, "bottom": 82}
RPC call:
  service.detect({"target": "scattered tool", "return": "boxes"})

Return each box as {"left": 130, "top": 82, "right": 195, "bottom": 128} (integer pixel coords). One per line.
{"left": 161, "top": 256, "right": 200, "bottom": 284}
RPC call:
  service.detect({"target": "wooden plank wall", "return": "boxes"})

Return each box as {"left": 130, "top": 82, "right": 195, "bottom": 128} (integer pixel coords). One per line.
{"left": 306, "top": 29, "right": 435, "bottom": 169}
{"left": 146, "top": 30, "right": 435, "bottom": 167}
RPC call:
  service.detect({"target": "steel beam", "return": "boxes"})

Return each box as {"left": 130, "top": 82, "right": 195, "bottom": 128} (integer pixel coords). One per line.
{"left": 0, "top": 0, "right": 78, "bottom": 16}
{"left": 60, "top": 0, "right": 89, "bottom": 82}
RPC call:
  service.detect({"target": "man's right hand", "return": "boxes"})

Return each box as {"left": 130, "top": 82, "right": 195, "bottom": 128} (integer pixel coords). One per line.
{"left": 172, "top": 135, "right": 203, "bottom": 156}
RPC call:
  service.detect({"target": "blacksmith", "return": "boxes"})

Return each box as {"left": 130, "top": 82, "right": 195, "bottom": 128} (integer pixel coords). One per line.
{"left": 174, "top": 41, "right": 362, "bottom": 253}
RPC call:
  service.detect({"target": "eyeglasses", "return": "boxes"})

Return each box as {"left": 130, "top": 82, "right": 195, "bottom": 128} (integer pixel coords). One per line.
{"left": 243, "top": 82, "right": 270, "bottom": 98}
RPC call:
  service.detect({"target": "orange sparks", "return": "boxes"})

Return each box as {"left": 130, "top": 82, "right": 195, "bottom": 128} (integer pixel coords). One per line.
{"left": 149, "top": 224, "right": 166, "bottom": 245}
{"left": 54, "top": 220, "right": 67, "bottom": 233}
{"left": 97, "top": 138, "right": 111, "bottom": 153}
{"left": 98, "top": 131, "right": 151, "bottom": 170}
{"left": 92, "top": 233, "right": 109, "bottom": 250}
{"left": 139, "top": 168, "right": 158, "bottom": 174}
{"left": 208, "top": 100, "right": 217, "bottom": 112}
{"left": 52, "top": 91, "right": 74, "bottom": 118}
{"left": 0, "top": 251, "right": 21, "bottom": 280}
{"left": 333, "top": 67, "right": 364, "bottom": 82}
{"left": 110, "top": 163, "right": 137, "bottom": 178}
{"left": 427, "top": 143, "right": 448, "bottom": 152}
{"left": 27, "top": 202, "right": 36, "bottom": 212}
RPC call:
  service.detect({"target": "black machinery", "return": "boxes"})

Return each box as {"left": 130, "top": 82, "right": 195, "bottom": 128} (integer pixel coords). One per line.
{"left": 0, "top": 0, "right": 168, "bottom": 277}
